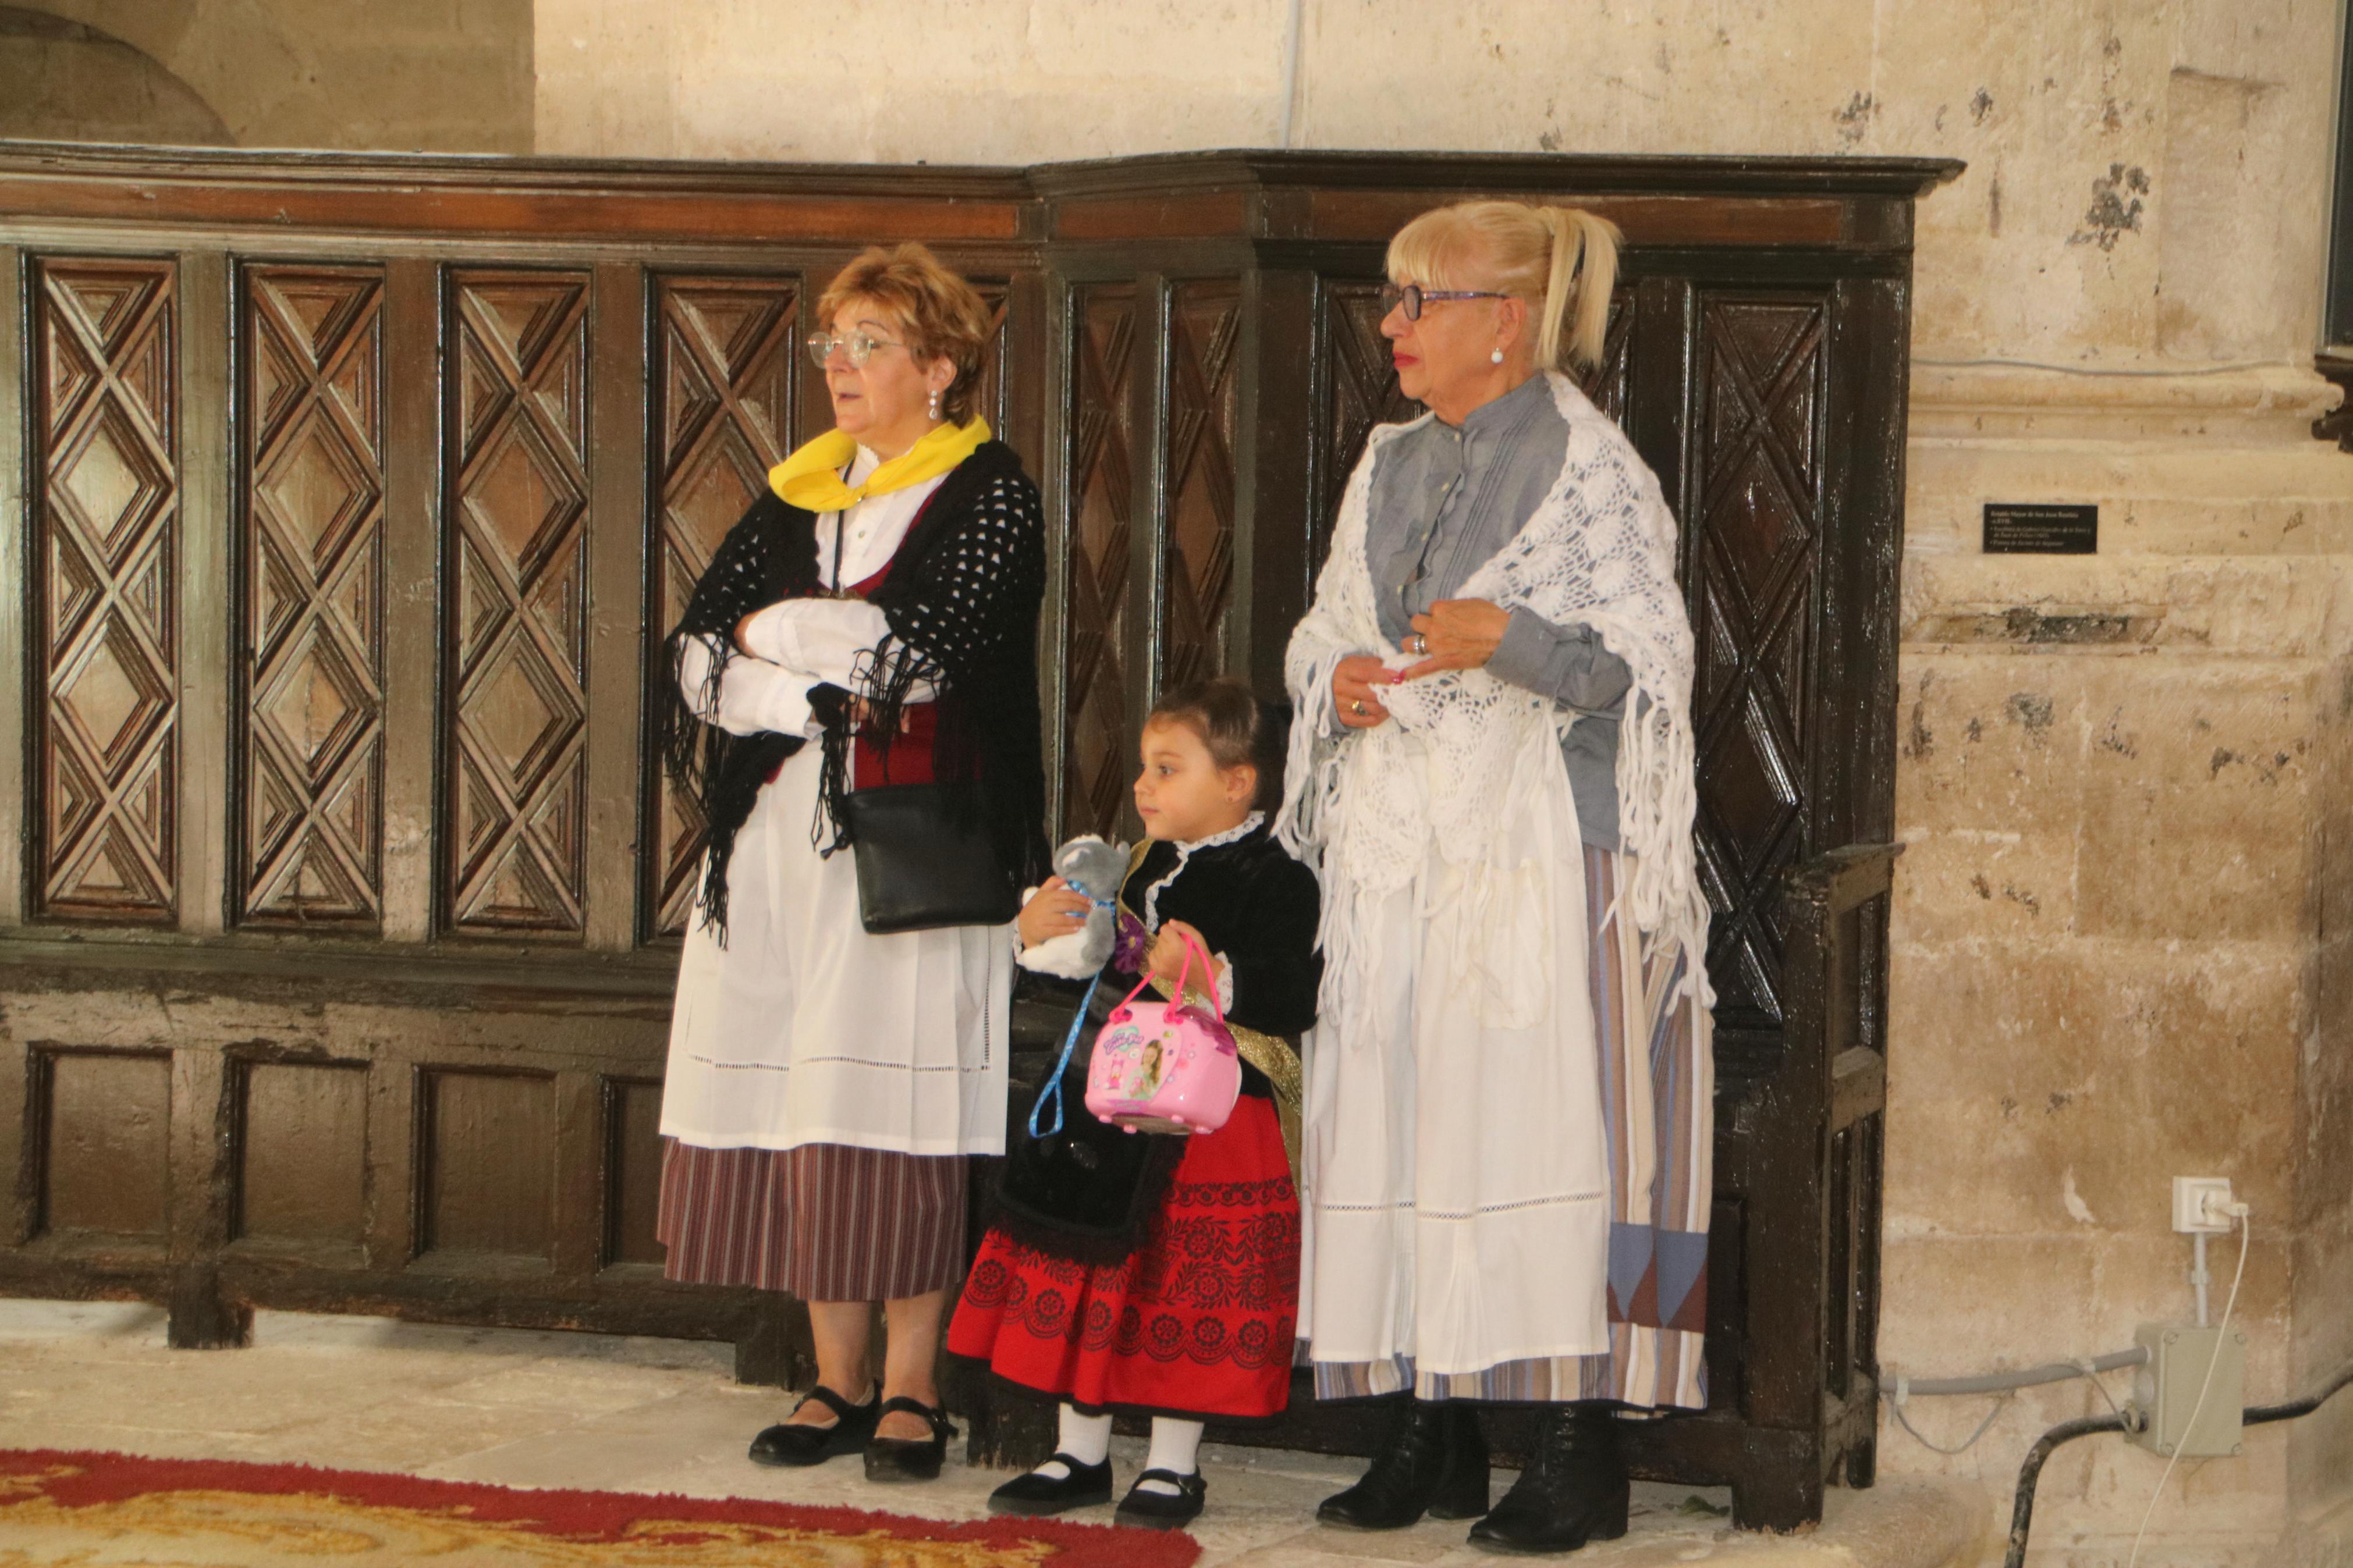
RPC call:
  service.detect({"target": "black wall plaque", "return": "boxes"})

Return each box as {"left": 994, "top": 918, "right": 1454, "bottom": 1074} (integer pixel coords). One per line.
{"left": 1983, "top": 503, "right": 2098, "bottom": 554}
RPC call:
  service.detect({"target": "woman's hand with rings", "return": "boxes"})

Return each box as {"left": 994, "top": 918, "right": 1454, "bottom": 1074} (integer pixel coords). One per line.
{"left": 1332, "top": 654, "right": 1395, "bottom": 729}
{"left": 1397, "top": 599, "right": 1511, "bottom": 680}
{"left": 1015, "top": 875, "right": 1091, "bottom": 949}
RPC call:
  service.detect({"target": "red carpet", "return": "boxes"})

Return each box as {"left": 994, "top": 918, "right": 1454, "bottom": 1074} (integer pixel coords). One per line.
{"left": 0, "top": 1447, "right": 1201, "bottom": 1566}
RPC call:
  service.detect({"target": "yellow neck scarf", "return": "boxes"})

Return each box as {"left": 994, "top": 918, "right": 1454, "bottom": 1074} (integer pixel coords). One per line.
{"left": 768, "top": 417, "right": 990, "bottom": 513}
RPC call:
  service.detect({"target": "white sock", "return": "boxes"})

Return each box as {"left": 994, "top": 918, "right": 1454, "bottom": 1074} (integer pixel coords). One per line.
{"left": 1031, "top": 1405, "right": 1113, "bottom": 1478}
{"left": 1134, "top": 1417, "right": 1204, "bottom": 1494}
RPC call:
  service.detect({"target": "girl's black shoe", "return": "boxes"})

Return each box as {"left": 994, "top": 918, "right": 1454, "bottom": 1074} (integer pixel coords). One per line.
{"left": 987, "top": 1453, "right": 1115, "bottom": 1515}
{"left": 1114, "top": 1469, "right": 1206, "bottom": 1530}
{"left": 862, "top": 1396, "right": 957, "bottom": 1483}
{"left": 1465, "top": 1405, "right": 1630, "bottom": 1555}
{"left": 748, "top": 1382, "right": 881, "bottom": 1467}
{"left": 1317, "top": 1398, "right": 1490, "bottom": 1529}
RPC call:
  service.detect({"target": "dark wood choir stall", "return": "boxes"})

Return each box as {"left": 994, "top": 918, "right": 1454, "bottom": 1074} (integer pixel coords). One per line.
{"left": 0, "top": 141, "right": 1957, "bottom": 1527}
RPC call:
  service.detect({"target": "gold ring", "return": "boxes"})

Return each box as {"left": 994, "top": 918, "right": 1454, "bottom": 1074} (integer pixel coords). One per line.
{"left": 1351, "top": 700, "right": 1368, "bottom": 716}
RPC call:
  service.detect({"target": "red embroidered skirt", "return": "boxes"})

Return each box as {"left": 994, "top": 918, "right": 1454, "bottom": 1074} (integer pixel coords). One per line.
{"left": 947, "top": 1094, "right": 1298, "bottom": 1423}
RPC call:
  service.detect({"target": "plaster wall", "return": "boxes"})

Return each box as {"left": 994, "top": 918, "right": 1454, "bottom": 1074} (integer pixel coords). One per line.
{"left": 5, "top": 0, "right": 533, "bottom": 152}
{"left": 537, "top": 1, "right": 2353, "bottom": 1559}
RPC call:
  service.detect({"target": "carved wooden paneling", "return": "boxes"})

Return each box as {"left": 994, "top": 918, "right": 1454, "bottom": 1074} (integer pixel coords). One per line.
{"left": 645, "top": 275, "right": 800, "bottom": 937}
{"left": 1314, "top": 281, "right": 1418, "bottom": 571}
{"left": 31, "top": 259, "right": 179, "bottom": 920}
{"left": 973, "top": 280, "right": 1013, "bottom": 440}
{"left": 1160, "top": 281, "right": 1241, "bottom": 691}
{"left": 1576, "top": 287, "right": 1637, "bottom": 426}
{"left": 446, "top": 271, "right": 592, "bottom": 934}
{"left": 1688, "top": 294, "right": 1827, "bottom": 1028}
{"left": 234, "top": 1060, "right": 368, "bottom": 1247}
{"left": 37, "top": 1050, "right": 172, "bottom": 1239}
{"left": 1062, "top": 285, "right": 1137, "bottom": 840}
{"left": 419, "top": 1071, "right": 556, "bottom": 1259}
{"left": 239, "top": 266, "right": 387, "bottom": 925}
{"left": 604, "top": 1078, "right": 667, "bottom": 1267}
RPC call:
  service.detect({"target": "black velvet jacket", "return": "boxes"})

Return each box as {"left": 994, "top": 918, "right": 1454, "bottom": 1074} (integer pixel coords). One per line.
{"left": 991, "top": 819, "right": 1321, "bottom": 1263}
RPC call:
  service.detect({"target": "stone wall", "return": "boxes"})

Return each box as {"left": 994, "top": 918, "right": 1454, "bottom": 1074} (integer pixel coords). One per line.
{"left": 541, "top": 1, "right": 2353, "bottom": 1558}
{"left": 3, "top": 0, "right": 530, "bottom": 151}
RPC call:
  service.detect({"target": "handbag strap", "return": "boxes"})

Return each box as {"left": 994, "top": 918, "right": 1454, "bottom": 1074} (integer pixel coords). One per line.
{"left": 1025, "top": 870, "right": 1118, "bottom": 1141}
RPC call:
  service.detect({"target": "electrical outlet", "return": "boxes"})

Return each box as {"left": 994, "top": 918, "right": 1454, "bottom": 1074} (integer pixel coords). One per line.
{"left": 2173, "top": 1176, "right": 2233, "bottom": 1235}
{"left": 2129, "top": 1322, "right": 2246, "bottom": 1457}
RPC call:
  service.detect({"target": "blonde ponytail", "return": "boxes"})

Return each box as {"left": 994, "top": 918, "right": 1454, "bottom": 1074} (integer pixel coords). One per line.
{"left": 1535, "top": 208, "right": 1621, "bottom": 371}
{"left": 1385, "top": 200, "right": 1624, "bottom": 372}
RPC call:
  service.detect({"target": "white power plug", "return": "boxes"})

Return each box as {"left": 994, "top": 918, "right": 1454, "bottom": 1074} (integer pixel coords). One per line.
{"left": 2172, "top": 1176, "right": 2234, "bottom": 1235}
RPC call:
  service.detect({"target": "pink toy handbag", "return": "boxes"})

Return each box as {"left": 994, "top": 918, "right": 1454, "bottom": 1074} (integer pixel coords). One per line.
{"left": 1082, "top": 929, "right": 1242, "bottom": 1135}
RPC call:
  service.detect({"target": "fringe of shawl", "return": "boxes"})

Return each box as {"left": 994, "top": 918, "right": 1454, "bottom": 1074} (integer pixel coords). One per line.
{"left": 1279, "top": 372, "right": 1712, "bottom": 1011}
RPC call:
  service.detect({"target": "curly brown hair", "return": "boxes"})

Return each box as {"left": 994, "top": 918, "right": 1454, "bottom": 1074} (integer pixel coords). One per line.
{"left": 817, "top": 243, "right": 995, "bottom": 426}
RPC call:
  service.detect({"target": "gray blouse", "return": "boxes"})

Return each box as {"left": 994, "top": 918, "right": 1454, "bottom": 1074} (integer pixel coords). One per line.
{"left": 1364, "top": 374, "right": 1633, "bottom": 850}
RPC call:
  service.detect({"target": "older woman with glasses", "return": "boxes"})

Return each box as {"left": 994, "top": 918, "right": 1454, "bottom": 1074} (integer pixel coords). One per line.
{"left": 654, "top": 243, "right": 1047, "bottom": 1485}
{"left": 1279, "top": 201, "right": 1715, "bottom": 1555}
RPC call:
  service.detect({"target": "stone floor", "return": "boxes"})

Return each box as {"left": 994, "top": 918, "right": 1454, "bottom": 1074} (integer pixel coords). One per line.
{"left": 0, "top": 1300, "right": 1983, "bottom": 1566}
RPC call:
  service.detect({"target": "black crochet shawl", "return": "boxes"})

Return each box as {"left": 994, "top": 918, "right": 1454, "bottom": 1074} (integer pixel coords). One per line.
{"left": 656, "top": 440, "right": 1050, "bottom": 938}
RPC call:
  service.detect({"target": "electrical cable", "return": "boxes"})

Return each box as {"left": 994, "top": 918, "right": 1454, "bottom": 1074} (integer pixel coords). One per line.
{"left": 1912, "top": 356, "right": 2283, "bottom": 377}
{"left": 2003, "top": 1413, "right": 2134, "bottom": 1568}
{"left": 2128, "top": 1209, "right": 2249, "bottom": 1568}
{"left": 1886, "top": 1346, "right": 2148, "bottom": 1401}
{"left": 1889, "top": 1391, "right": 2013, "bottom": 1455}
{"left": 2006, "top": 1343, "right": 2353, "bottom": 1568}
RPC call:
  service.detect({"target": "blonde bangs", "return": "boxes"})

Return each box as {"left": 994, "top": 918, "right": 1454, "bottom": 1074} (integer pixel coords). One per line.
{"left": 1383, "top": 205, "right": 1497, "bottom": 291}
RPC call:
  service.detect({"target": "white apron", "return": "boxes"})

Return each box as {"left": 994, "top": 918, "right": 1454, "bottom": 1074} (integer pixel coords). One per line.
{"left": 658, "top": 735, "right": 1013, "bottom": 1158}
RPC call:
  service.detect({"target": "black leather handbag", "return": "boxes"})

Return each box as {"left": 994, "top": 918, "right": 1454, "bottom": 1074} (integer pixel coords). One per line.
{"left": 840, "top": 781, "right": 1018, "bottom": 934}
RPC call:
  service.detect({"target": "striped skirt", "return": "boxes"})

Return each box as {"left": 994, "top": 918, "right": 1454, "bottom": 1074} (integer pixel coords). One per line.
{"left": 1314, "top": 842, "right": 1714, "bottom": 1410}
{"left": 655, "top": 1139, "right": 967, "bottom": 1302}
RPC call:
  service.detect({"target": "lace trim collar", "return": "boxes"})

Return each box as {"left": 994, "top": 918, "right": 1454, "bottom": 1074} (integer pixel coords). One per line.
{"left": 1141, "top": 811, "right": 1266, "bottom": 930}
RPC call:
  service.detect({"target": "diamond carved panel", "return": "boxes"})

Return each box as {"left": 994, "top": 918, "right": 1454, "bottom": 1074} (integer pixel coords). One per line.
{"left": 448, "top": 271, "right": 593, "bottom": 935}
{"left": 239, "top": 265, "right": 387, "bottom": 925}
{"left": 1159, "top": 282, "right": 1241, "bottom": 694}
{"left": 32, "top": 258, "right": 179, "bottom": 920}
{"left": 645, "top": 275, "right": 800, "bottom": 938}
{"left": 1314, "top": 282, "right": 1418, "bottom": 575}
{"left": 1687, "top": 294, "right": 1827, "bottom": 1028}
{"left": 1062, "top": 286, "right": 1137, "bottom": 840}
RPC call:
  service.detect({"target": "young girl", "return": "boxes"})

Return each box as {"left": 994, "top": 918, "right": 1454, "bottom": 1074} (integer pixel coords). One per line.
{"left": 946, "top": 677, "right": 1321, "bottom": 1531}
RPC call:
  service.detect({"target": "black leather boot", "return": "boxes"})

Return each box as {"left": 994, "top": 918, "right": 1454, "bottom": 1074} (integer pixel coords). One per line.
{"left": 1317, "top": 1398, "right": 1490, "bottom": 1530}
{"left": 1466, "top": 1405, "right": 1630, "bottom": 1555}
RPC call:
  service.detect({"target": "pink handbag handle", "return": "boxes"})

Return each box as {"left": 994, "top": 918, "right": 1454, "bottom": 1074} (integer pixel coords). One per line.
{"left": 1113, "top": 925, "right": 1227, "bottom": 1026}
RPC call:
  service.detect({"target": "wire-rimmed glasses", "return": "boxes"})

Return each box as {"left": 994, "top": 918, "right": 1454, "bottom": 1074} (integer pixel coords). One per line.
{"left": 1378, "top": 282, "right": 1509, "bottom": 321}
{"left": 805, "top": 329, "right": 907, "bottom": 369}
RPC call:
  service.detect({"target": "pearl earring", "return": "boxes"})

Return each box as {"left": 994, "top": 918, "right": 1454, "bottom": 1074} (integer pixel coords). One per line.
{"left": 928, "top": 388, "right": 942, "bottom": 419}
{"left": 1490, "top": 347, "right": 1505, "bottom": 365}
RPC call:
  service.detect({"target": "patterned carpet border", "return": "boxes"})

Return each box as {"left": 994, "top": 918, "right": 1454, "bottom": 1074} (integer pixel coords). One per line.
{"left": 0, "top": 1446, "right": 1202, "bottom": 1567}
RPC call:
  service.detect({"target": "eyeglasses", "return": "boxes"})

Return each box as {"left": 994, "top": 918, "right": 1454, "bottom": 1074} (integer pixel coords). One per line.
{"left": 805, "top": 330, "right": 907, "bottom": 369}
{"left": 1378, "top": 282, "right": 1509, "bottom": 321}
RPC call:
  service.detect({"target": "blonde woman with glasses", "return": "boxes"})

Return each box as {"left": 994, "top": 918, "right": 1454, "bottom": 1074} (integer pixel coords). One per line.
{"left": 1279, "top": 201, "right": 1715, "bottom": 1555}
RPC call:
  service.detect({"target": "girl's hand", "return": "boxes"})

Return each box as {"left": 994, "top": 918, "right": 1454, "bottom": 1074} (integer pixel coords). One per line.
{"left": 1397, "top": 598, "right": 1511, "bottom": 680}
{"left": 1016, "top": 876, "right": 1091, "bottom": 949}
{"left": 1147, "top": 919, "right": 1222, "bottom": 993}
{"left": 1333, "top": 654, "right": 1395, "bottom": 729}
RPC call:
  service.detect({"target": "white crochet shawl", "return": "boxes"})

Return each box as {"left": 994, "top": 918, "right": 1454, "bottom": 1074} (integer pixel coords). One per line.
{"left": 1278, "top": 371, "right": 1712, "bottom": 1018}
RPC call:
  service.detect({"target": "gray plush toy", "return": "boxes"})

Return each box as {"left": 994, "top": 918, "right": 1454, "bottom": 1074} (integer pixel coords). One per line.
{"left": 1016, "top": 834, "right": 1131, "bottom": 980}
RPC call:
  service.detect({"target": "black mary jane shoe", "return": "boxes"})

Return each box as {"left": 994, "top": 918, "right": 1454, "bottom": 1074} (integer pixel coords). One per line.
{"left": 1318, "top": 1398, "right": 1490, "bottom": 1530}
{"left": 748, "top": 1382, "right": 882, "bottom": 1468}
{"left": 987, "top": 1453, "right": 1116, "bottom": 1516}
{"left": 862, "top": 1396, "right": 958, "bottom": 1483}
{"left": 1114, "top": 1469, "right": 1207, "bottom": 1531}
{"left": 1465, "top": 1406, "right": 1630, "bottom": 1556}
